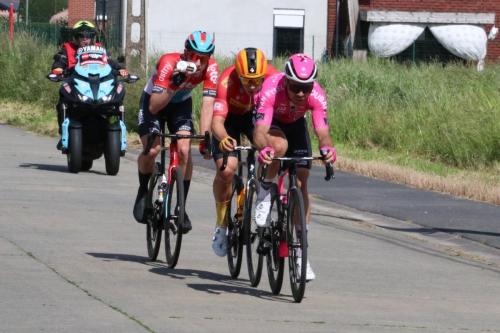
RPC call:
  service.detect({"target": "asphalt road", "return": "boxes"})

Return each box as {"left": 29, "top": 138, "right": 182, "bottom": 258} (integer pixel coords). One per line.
{"left": 192, "top": 148, "right": 500, "bottom": 249}
{"left": 1, "top": 123, "right": 500, "bottom": 333}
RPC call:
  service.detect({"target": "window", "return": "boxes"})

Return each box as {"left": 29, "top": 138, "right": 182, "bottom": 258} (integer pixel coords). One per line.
{"left": 273, "top": 9, "right": 304, "bottom": 57}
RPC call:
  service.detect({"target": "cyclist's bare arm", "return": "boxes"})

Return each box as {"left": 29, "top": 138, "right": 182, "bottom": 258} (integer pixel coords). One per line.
{"left": 199, "top": 95, "right": 215, "bottom": 134}
{"left": 253, "top": 124, "right": 271, "bottom": 150}
{"left": 149, "top": 88, "right": 176, "bottom": 114}
{"left": 315, "top": 127, "right": 334, "bottom": 149}
{"left": 211, "top": 115, "right": 229, "bottom": 141}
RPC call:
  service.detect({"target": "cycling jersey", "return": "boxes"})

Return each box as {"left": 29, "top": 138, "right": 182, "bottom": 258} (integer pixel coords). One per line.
{"left": 254, "top": 73, "right": 329, "bottom": 130}
{"left": 143, "top": 52, "right": 218, "bottom": 103}
{"left": 213, "top": 64, "right": 278, "bottom": 119}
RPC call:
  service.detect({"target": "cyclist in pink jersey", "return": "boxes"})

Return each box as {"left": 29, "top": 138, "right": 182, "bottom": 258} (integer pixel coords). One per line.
{"left": 133, "top": 31, "right": 219, "bottom": 233}
{"left": 253, "top": 53, "right": 337, "bottom": 281}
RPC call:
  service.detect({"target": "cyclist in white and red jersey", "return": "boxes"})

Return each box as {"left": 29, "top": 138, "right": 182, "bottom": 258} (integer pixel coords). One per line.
{"left": 133, "top": 30, "right": 219, "bottom": 234}
{"left": 253, "top": 53, "right": 337, "bottom": 280}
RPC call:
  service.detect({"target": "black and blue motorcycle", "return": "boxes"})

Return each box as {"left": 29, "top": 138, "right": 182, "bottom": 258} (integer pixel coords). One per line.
{"left": 48, "top": 46, "right": 139, "bottom": 175}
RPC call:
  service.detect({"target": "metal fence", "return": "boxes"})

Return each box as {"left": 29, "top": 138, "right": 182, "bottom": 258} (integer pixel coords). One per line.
{"left": 0, "top": 20, "right": 121, "bottom": 50}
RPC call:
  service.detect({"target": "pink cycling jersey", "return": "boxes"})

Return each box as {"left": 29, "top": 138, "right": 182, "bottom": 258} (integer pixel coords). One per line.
{"left": 254, "top": 73, "right": 329, "bottom": 130}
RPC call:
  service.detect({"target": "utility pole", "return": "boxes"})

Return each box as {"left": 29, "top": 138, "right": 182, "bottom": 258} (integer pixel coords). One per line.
{"left": 125, "top": 0, "right": 146, "bottom": 70}
{"left": 25, "top": 0, "right": 29, "bottom": 24}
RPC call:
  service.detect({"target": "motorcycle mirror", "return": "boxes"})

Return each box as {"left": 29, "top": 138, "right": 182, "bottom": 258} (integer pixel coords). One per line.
{"left": 47, "top": 73, "right": 61, "bottom": 82}
{"left": 127, "top": 75, "right": 139, "bottom": 83}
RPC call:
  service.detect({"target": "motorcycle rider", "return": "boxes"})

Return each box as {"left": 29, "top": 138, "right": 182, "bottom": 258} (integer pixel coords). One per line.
{"left": 51, "top": 20, "right": 128, "bottom": 149}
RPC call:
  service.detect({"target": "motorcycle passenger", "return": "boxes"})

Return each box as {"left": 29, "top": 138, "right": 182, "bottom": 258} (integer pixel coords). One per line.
{"left": 253, "top": 53, "right": 337, "bottom": 281}
{"left": 133, "top": 30, "right": 219, "bottom": 234}
{"left": 210, "top": 47, "right": 278, "bottom": 256}
{"left": 51, "top": 20, "right": 128, "bottom": 149}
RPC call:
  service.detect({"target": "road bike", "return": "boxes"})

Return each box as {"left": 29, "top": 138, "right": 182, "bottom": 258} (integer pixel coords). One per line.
{"left": 260, "top": 156, "right": 334, "bottom": 302}
{"left": 143, "top": 126, "right": 209, "bottom": 268}
{"left": 219, "top": 146, "right": 254, "bottom": 278}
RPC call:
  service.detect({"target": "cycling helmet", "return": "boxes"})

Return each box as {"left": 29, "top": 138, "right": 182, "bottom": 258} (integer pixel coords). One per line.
{"left": 72, "top": 20, "right": 97, "bottom": 40}
{"left": 235, "top": 47, "right": 267, "bottom": 79}
{"left": 284, "top": 53, "right": 317, "bottom": 84}
{"left": 185, "top": 30, "right": 215, "bottom": 55}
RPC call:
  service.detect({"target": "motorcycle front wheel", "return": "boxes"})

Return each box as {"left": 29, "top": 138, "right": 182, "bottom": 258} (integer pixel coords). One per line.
{"left": 104, "top": 129, "right": 121, "bottom": 176}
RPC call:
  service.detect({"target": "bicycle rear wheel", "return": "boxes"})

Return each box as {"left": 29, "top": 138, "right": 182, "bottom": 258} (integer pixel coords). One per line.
{"left": 287, "top": 188, "right": 307, "bottom": 303}
{"left": 226, "top": 175, "right": 244, "bottom": 278}
{"left": 146, "top": 171, "right": 163, "bottom": 261}
{"left": 164, "top": 167, "right": 184, "bottom": 268}
{"left": 266, "top": 184, "right": 284, "bottom": 295}
{"left": 244, "top": 179, "right": 264, "bottom": 287}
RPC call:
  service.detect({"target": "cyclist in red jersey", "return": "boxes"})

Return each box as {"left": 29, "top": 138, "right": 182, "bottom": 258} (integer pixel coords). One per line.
{"left": 210, "top": 48, "right": 278, "bottom": 256}
{"left": 133, "top": 31, "right": 219, "bottom": 234}
{"left": 252, "top": 54, "right": 337, "bottom": 280}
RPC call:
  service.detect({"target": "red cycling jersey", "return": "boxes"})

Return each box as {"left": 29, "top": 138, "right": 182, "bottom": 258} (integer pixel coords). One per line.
{"left": 144, "top": 52, "right": 219, "bottom": 103}
{"left": 213, "top": 64, "right": 278, "bottom": 119}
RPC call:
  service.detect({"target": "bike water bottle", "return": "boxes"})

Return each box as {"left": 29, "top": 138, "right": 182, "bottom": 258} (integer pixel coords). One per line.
{"left": 158, "top": 174, "right": 167, "bottom": 203}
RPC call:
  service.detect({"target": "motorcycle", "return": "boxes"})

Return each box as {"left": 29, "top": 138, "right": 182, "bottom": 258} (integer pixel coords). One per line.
{"left": 48, "top": 45, "right": 139, "bottom": 175}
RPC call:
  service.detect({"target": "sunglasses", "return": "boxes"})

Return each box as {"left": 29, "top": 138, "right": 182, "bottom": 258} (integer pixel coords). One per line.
{"left": 287, "top": 80, "right": 314, "bottom": 94}
{"left": 76, "top": 32, "right": 96, "bottom": 39}
{"left": 185, "top": 50, "right": 211, "bottom": 62}
{"left": 240, "top": 76, "right": 264, "bottom": 87}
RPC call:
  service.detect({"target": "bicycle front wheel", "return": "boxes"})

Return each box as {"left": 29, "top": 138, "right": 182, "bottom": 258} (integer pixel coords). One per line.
{"left": 244, "top": 179, "right": 263, "bottom": 287}
{"left": 287, "top": 188, "right": 307, "bottom": 303}
{"left": 146, "top": 168, "right": 162, "bottom": 261}
{"left": 164, "top": 167, "right": 184, "bottom": 268}
{"left": 266, "top": 184, "right": 284, "bottom": 295}
{"left": 227, "top": 175, "right": 244, "bottom": 279}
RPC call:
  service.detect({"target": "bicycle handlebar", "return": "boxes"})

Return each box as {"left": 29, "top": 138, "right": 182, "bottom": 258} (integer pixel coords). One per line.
{"left": 259, "top": 156, "right": 335, "bottom": 182}
{"left": 219, "top": 145, "right": 255, "bottom": 171}
{"left": 142, "top": 131, "right": 210, "bottom": 156}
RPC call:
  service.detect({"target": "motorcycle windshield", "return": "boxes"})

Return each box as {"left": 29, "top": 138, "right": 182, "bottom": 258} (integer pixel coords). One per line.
{"left": 73, "top": 46, "right": 114, "bottom": 102}
{"left": 75, "top": 46, "right": 112, "bottom": 78}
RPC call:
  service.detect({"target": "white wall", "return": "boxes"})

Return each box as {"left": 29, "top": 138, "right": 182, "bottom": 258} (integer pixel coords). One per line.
{"left": 145, "top": 0, "right": 328, "bottom": 61}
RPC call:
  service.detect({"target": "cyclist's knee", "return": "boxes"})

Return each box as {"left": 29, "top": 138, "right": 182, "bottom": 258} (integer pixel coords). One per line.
{"left": 216, "top": 168, "right": 234, "bottom": 183}
{"left": 177, "top": 145, "right": 191, "bottom": 163}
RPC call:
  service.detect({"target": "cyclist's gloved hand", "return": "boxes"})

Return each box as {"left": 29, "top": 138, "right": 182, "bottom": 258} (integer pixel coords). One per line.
{"left": 118, "top": 69, "right": 129, "bottom": 77}
{"left": 52, "top": 67, "right": 64, "bottom": 75}
{"left": 258, "top": 146, "right": 275, "bottom": 164}
{"left": 199, "top": 141, "right": 211, "bottom": 159}
{"left": 219, "top": 136, "right": 236, "bottom": 152}
{"left": 320, "top": 146, "right": 337, "bottom": 164}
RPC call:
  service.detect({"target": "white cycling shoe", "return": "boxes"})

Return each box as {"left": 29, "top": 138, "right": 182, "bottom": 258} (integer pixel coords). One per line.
{"left": 296, "top": 258, "right": 316, "bottom": 281}
{"left": 212, "top": 227, "right": 227, "bottom": 257}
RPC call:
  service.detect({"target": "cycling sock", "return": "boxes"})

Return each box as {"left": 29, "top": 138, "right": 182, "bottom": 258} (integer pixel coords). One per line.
{"left": 138, "top": 171, "right": 151, "bottom": 191}
{"left": 215, "top": 200, "right": 230, "bottom": 228}
{"left": 183, "top": 179, "right": 191, "bottom": 201}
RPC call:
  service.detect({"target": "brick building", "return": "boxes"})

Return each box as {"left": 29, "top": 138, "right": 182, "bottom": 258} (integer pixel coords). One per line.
{"left": 327, "top": 0, "right": 500, "bottom": 63}
{"left": 67, "top": 0, "right": 123, "bottom": 49}
{"left": 67, "top": 0, "right": 94, "bottom": 27}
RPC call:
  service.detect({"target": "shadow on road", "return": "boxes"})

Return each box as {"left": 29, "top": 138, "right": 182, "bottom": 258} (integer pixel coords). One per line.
{"left": 19, "top": 163, "right": 68, "bottom": 173}
{"left": 87, "top": 252, "right": 147, "bottom": 263}
{"left": 19, "top": 163, "right": 107, "bottom": 175}
{"left": 87, "top": 252, "right": 293, "bottom": 302}
{"left": 149, "top": 267, "right": 292, "bottom": 302}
